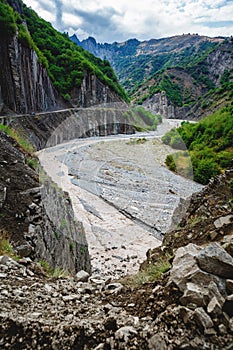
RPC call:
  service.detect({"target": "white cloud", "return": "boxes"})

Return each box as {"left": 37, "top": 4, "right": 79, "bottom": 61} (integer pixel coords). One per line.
{"left": 23, "top": 0, "right": 233, "bottom": 42}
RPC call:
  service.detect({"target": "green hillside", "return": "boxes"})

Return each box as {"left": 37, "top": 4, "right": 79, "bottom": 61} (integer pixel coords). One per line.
{"left": 0, "top": 0, "right": 128, "bottom": 102}
{"left": 133, "top": 39, "right": 233, "bottom": 108}
{"left": 125, "top": 40, "right": 219, "bottom": 96}
{"left": 162, "top": 105, "right": 233, "bottom": 184}
{"left": 72, "top": 33, "right": 232, "bottom": 117}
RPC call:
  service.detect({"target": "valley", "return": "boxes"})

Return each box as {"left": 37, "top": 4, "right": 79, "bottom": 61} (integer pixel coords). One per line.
{"left": 38, "top": 119, "right": 202, "bottom": 278}
{"left": 0, "top": 0, "right": 233, "bottom": 348}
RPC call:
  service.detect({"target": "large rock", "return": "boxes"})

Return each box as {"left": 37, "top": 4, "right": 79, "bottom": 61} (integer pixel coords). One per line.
{"left": 179, "top": 282, "right": 209, "bottom": 307}
{"left": 193, "top": 307, "right": 214, "bottom": 333}
{"left": 214, "top": 215, "right": 233, "bottom": 229}
{"left": 170, "top": 243, "right": 227, "bottom": 309}
{"left": 76, "top": 270, "right": 90, "bottom": 282}
{"left": 169, "top": 243, "right": 223, "bottom": 292}
{"left": 196, "top": 242, "right": 233, "bottom": 279}
{"left": 148, "top": 332, "right": 168, "bottom": 350}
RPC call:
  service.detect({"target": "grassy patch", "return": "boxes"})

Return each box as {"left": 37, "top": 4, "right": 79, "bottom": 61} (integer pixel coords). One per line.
{"left": 0, "top": 124, "right": 35, "bottom": 155}
{"left": 38, "top": 259, "right": 67, "bottom": 278}
{"left": 123, "top": 256, "right": 171, "bottom": 287}
{"left": 0, "top": 230, "right": 19, "bottom": 260}
{"left": 26, "top": 156, "right": 40, "bottom": 170}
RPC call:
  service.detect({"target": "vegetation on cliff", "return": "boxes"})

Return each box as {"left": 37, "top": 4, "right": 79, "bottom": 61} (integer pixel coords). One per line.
{"left": 21, "top": 4, "right": 128, "bottom": 101}
{"left": 0, "top": 0, "right": 17, "bottom": 39}
{"left": 0, "top": 0, "right": 128, "bottom": 102}
{"left": 123, "top": 106, "right": 162, "bottom": 131}
{"left": 162, "top": 104, "right": 233, "bottom": 184}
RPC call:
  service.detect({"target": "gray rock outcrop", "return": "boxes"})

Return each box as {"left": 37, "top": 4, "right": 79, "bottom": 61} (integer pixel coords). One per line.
{"left": 0, "top": 130, "right": 90, "bottom": 274}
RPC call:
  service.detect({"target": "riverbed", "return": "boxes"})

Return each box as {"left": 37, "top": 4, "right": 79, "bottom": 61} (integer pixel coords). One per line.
{"left": 38, "top": 119, "right": 202, "bottom": 277}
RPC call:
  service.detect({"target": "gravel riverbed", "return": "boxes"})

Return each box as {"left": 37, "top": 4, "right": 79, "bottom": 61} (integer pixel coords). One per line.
{"left": 38, "top": 119, "right": 202, "bottom": 277}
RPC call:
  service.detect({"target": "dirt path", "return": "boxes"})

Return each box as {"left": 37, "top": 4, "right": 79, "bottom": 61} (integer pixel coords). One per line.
{"left": 38, "top": 119, "right": 202, "bottom": 277}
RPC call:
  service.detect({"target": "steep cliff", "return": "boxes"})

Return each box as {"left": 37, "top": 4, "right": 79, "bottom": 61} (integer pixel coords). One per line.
{"left": 0, "top": 129, "right": 91, "bottom": 273}
{"left": 0, "top": 33, "right": 123, "bottom": 114}
{"left": 0, "top": 36, "right": 66, "bottom": 114}
{"left": 0, "top": 0, "right": 127, "bottom": 114}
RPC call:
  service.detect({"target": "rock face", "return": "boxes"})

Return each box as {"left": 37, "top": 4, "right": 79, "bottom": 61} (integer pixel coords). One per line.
{"left": 142, "top": 91, "right": 188, "bottom": 119}
{"left": 0, "top": 4, "right": 123, "bottom": 115}
{"left": 0, "top": 34, "right": 123, "bottom": 114}
{"left": 71, "top": 72, "right": 123, "bottom": 108}
{"left": 0, "top": 130, "right": 91, "bottom": 274}
{"left": 3, "top": 106, "right": 134, "bottom": 150}
{"left": 0, "top": 36, "right": 65, "bottom": 114}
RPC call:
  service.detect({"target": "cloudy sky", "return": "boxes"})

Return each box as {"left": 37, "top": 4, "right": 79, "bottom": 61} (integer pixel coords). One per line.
{"left": 23, "top": 0, "right": 233, "bottom": 43}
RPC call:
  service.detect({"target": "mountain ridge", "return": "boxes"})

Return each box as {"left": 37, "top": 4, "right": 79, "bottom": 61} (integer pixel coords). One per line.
{"left": 71, "top": 33, "right": 233, "bottom": 120}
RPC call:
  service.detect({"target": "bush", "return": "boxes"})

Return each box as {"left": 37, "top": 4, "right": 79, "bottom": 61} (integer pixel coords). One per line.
{"left": 165, "top": 155, "right": 177, "bottom": 172}
{"left": 0, "top": 1, "right": 17, "bottom": 40}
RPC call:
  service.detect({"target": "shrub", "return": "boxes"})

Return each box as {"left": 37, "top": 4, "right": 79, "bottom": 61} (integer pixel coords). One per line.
{"left": 165, "top": 155, "right": 177, "bottom": 172}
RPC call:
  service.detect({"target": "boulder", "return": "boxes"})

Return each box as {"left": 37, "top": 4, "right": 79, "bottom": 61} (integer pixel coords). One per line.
{"left": 16, "top": 243, "right": 32, "bottom": 257}
{"left": 207, "top": 297, "right": 222, "bottom": 317}
{"left": 179, "top": 282, "right": 209, "bottom": 307}
{"left": 76, "top": 270, "right": 90, "bottom": 282}
{"left": 115, "top": 326, "right": 137, "bottom": 342}
{"left": 148, "top": 332, "right": 168, "bottom": 350}
{"left": 105, "top": 283, "right": 123, "bottom": 294}
{"left": 169, "top": 243, "right": 223, "bottom": 292}
{"left": 193, "top": 307, "right": 214, "bottom": 332}
{"left": 214, "top": 215, "right": 233, "bottom": 229}
{"left": 196, "top": 242, "right": 233, "bottom": 279}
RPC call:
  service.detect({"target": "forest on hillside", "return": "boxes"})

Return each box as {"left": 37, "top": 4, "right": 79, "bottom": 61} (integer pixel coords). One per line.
{"left": 162, "top": 105, "right": 233, "bottom": 184}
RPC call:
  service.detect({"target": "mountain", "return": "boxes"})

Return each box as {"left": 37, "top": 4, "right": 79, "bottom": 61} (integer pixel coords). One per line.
{"left": 0, "top": 0, "right": 127, "bottom": 114}
{"left": 70, "top": 34, "right": 222, "bottom": 90}
{"left": 71, "top": 34, "right": 233, "bottom": 119}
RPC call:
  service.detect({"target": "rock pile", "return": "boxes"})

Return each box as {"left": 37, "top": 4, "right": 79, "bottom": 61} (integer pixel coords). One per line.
{"left": 1, "top": 230, "right": 233, "bottom": 349}
{"left": 1, "top": 152, "right": 233, "bottom": 348}
{"left": 169, "top": 241, "right": 233, "bottom": 338}
{"left": 143, "top": 169, "right": 233, "bottom": 267}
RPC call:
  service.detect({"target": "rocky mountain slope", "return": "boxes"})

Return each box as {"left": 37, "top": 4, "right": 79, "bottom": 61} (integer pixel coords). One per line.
{"left": 0, "top": 170, "right": 233, "bottom": 349}
{"left": 70, "top": 34, "right": 223, "bottom": 90}
{"left": 71, "top": 34, "right": 233, "bottom": 119}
